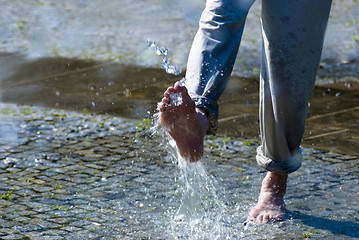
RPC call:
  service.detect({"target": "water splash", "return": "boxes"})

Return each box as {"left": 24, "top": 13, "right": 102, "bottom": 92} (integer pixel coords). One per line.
{"left": 168, "top": 154, "right": 226, "bottom": 239}
{"left": 170, "top": 93, "right": 183, "bottom": 106}
{"left": 151, "top": 114, "right": 227, "bottom": 238}
{"left": 147, "top": 39, "right": 168, "bottom": 56}
{"left": 146, "top": 39, "right": 182, "bottom": 75}
{"left": 168, "top": 78, "right": 186, "bottom": 106}
{"left": 178, "top": 78, "right": 186, "bottom": 87}
{"left": 155, "top": 47, "right": 168, "bottom": 56}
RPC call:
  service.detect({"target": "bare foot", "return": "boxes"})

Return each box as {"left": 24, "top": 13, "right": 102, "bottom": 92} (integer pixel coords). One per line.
{"left": 247, "top": 171, "right": 288, "bottom": 223}
{"left": 158, "top": 81, "right": 208, "bottom": 162}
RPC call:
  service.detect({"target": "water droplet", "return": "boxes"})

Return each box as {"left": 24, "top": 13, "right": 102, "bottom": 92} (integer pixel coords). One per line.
{"left": 165, "top": 65, "right": 182, "bottom": 75}
{"left": 155, "top": 46, "right": 168, "bottom": 56}
{"left": 161, "top": 57, "right": 169, "bottom": 69}
{"left": 179, "top": 78, "right": 186, "bottom": 87}
{"left": 169, "top": 138, "right": 176, "bottom": 147}
{"left": 146, "top": 40, "right": 181, "bottom": 75}
{"left": 146, "top": 39, "right": 156, "bottom": 48}
{"left": 170, "top": 93, "right": 183, "bottom": 106}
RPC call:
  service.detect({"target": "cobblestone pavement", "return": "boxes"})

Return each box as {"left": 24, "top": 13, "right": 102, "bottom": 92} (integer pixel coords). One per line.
{"left": 0, "top": 103, "right": 358, "bottom": 239}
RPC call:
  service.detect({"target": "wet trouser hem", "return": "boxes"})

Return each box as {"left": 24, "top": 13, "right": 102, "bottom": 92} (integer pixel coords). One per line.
{"left": 256, "top": 146, "right": 302, "bottom": 174}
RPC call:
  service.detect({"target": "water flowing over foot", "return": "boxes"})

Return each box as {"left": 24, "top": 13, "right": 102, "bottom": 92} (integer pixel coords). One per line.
{"left": 158, "top": 81, "right": 208, "bottom": 162}
{"left": 246, "top": 172, "right": 287, "bottom": 224}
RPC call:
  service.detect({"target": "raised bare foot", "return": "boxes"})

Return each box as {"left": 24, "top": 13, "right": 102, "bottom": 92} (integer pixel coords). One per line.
{"left": 247, "top": 171, "right": 288, "bottom": 223}
{"left": 158, "top": 81, "right": 208, "bottom": 162}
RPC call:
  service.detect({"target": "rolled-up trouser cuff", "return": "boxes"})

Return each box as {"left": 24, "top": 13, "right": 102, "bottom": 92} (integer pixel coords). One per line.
{"left": 192, "top": 97, "right": 218, "bottom": 135}
{"left": 256, "top": 145, "right": 302, "bottom": 174}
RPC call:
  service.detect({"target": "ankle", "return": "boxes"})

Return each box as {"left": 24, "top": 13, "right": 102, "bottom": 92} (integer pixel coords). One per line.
{"left": 195, "top": 107, "right": 209, "bottom": 136}
{"left": 261, "top": 172, "right": 288, "bottom": 196}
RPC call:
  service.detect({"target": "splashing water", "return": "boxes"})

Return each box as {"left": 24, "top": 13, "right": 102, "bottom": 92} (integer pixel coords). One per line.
{"left": 178, "top": 77, "right": 186, "bottom": 87}
{"left": 146, "top": 40, "right": 168, "bottom": 56}
{"left": 149, "top": 39, "right": 226, "bottom": 239}
{"left": 161, "top": 57, "right": 182, "bottom": 75}
{"left": 168, "top": 78, "right": 186, "bottom": 106}
{"left": 146, "top": 39, "right": 182, "bottom": 75}
{"left": 170, "top": 93, "right": 183, "bottom": 106}
{"left": 155, "top": 47, "right": 168, "bottom": 56}
{"left": 152, "top": 116, "right": 227, "bottom": 239}
{"left": 168, "top": 154, "right": 227, "bottom": 239}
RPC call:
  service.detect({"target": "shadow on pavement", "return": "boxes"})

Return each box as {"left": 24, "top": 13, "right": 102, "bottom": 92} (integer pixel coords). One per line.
{"left": 288, "top": 210, "right": 359, "bottom": 238}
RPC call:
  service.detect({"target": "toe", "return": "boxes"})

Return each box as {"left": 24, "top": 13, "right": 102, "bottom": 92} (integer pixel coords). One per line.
{"left": 273, "top": 213, "right": 284, "bottom": 222}
{"left": 164, "top": 86, "right": 176, "bottom": 96}
{"left": 262, "top": 214, "right": 270, "bottom": 223}
{"left": 161, "top": 96, "right": 170, "bottom": 104}
{"left": 158, "top": 102, "right": 166, "bottom": 112}
{"left": 244, "top": 217, "right": 254, "bottom": 225}
{"left": 173, "top": 81, "right": 182, "bottom": 90}
{"left": 174, "top": 81, "right": 189, "bottom": 94}
{"left": 158, "top": 97, "right": 170, "bottom": 111}
{"left": 257, "top": 214, "right": 264, "bottom": 223}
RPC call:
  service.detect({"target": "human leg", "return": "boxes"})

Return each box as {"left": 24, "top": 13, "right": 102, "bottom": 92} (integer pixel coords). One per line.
{"left": 159, "top": 0, "right": 255, "bottom": 161}
{"left": 257, "top": 0, "right": 332, "bottom": 172}
{"left": 249, "top": 0, "right": 332, "bottom": 223}
{"left": 185, "top": 0, "right": 256, "bottom": 134}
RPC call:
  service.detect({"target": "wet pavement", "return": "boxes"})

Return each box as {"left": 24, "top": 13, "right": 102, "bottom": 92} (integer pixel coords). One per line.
{"left": 1, "top": 0, "right": 359, "bottom": 238}
{"left": 1, "top": 54, "right": 358, "bottom": 156}
{"left": 0, "top": 103, "right": 358, "bottom": 239}
{"left": 1, "top": 0, "right": 358, "bottom": 81}
{"left": 0, "top": 53, "right": 358, "bottom": 239}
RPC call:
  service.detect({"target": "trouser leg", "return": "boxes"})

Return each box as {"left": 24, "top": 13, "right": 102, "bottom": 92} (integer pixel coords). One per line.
{"left": 256, "top": 0, "right": 332, "bottom": 173}
{"left": 185, "top": 0, "right": 256, "bottom": 134}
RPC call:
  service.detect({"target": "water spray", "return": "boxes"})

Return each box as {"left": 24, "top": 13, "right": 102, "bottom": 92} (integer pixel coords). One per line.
{"left": 146, "top": 39, "right": 182, "bottom": 76}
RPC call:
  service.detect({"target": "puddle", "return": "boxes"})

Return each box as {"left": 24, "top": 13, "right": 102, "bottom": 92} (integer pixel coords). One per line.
{"left": 1, "top": 54, "right": 358, "bottom": 156}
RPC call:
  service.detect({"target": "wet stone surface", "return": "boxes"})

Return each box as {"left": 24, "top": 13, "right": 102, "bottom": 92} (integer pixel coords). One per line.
{"left": 1, "top": 0, "right": 358, "bottom": 81}
{"left": 1, "top": 54, "right": 358, "bottom": 156}
{"left": 0, "top": 103, "right": 358, "bottom": 239}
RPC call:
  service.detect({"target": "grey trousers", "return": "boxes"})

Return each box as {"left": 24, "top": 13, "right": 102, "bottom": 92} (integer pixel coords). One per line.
{"left": 184, "top": 0, "right": 332, "bottom": 173}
